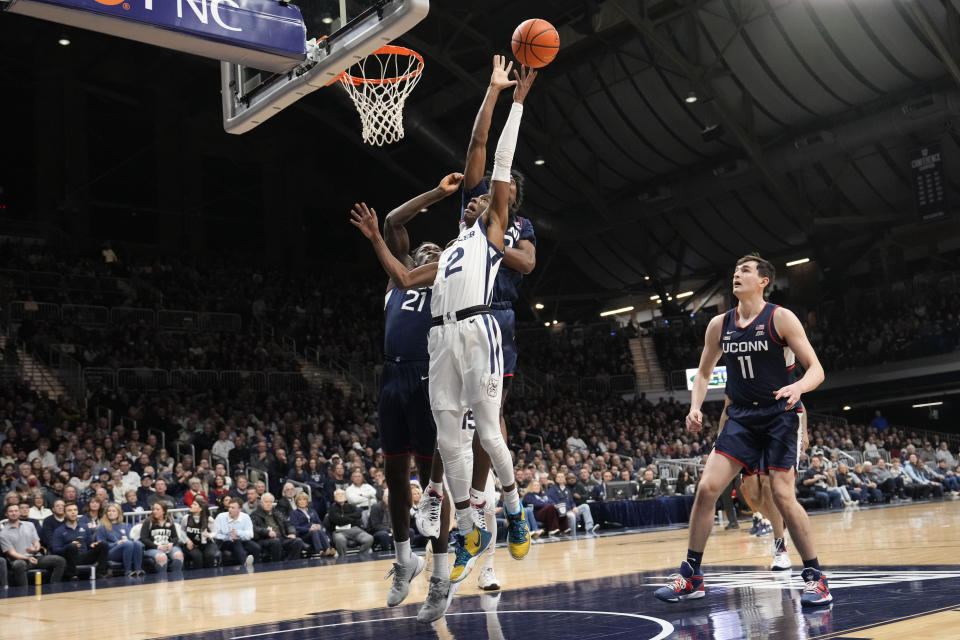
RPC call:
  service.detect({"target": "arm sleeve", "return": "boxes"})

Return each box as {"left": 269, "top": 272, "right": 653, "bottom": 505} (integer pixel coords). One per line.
{"left": 212, "top": 515, "right": 227, "bottom": 541}
{"left": 237, "top": 514, "right": 254, "bottom": 540}
{"left": 491, "top": 103, "right": 523, "bottom": 184}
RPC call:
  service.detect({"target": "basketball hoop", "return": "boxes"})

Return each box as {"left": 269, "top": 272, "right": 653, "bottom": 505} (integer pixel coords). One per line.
{"left": 335, "top": 45, "right": 424, "bottom": 146}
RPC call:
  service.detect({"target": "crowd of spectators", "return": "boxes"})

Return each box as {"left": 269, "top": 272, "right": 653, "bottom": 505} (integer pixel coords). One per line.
{"left": 2, "top": 240, "right": 959, "bottom": 590}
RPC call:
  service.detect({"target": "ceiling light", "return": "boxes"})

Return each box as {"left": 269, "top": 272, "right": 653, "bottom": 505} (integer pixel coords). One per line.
{"left": 533, "top": 157, "right": 545, "bottom": 166}
{"left": 676, "top": 291, "right": 693, "bottom": 299}
{"left": 685, "top": 91, "right": 698, "bottom": 104}
{"left": 842, "top": 405, "right": 851, "bottom": 411}
{"left": 321, "top": 14, "right": 334, "bottom": 24}
{"left": 786, "top": 258, "right": 810, "bottom": 267}
{"left": 912, "top": 401, "right": 943, "bottom": 408}
{"left": 535, "top": 303, "right": 544, "bottom": 310}
{"left": 544, "top": 322, "right": 550, "bottom": 327}
{"left": 600, "top": 305, "right": 634, "bottom": 317}
{"left": 644, "top": 276, "right": 650, "bottom": 281}
{"left": 58, "top": 37, "right": 70, "bottom": 46}
{"left": 552, "top": 319, "right": 558, "bottom": 325}
{"left": 649, "top": 295, "right": 660, "bottom": 301}
{"left": 419, "top": 208, "right": 428, "bottom": 213}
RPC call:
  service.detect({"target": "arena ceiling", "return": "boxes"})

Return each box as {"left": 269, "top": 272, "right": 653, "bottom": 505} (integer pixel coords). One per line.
{"left": 391, "top": 0, "right": 960, "bottom": 308}
{"left": 2, "top": 0, "right": 959, "bottom": 314}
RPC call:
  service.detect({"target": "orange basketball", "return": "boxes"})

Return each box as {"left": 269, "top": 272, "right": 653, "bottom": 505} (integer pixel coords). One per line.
{"left": 511, "top": 18, "right": 559, "bottom": 68}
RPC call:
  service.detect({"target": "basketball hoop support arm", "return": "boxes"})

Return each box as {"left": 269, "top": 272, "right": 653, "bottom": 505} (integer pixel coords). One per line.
{"left": 221, "top": 0, "right": 428, "bottom": 134}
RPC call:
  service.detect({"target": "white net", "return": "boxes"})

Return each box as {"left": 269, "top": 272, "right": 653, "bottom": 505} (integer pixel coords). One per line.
{"left": 338, "top": 45, "right": 424, "bottom": 146}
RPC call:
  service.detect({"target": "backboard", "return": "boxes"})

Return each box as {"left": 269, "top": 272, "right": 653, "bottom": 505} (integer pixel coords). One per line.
{"left": 220, "top": 0, "right": 429, "bottom": 135}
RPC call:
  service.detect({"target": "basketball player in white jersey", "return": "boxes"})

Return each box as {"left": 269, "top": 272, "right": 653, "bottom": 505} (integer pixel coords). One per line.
{"left": 350, "top": 63, "right": 537, "bottom": 587}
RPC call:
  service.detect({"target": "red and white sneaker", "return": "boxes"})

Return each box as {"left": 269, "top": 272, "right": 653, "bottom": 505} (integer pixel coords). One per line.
{"left": 800, "top": 568, "right": 833, "bottom": 607}
{"left": 654, "top": 561, "right": 705, "bottom": 602}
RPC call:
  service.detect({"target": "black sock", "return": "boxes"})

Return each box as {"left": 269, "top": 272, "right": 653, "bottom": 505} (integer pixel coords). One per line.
{"left": 802, "top": 557, "right": 821, "bottom": 571}
{"left": 686, "top": 549, "right": 703, "bottom": 573}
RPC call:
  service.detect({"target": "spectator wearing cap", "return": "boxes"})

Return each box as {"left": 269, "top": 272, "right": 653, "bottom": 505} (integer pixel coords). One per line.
{"left": 137, "top": 474, "right": 155, "bottom": 505}
{"left": 1, "top": 502, "right": 66, "bottom": 586}
{"left": 184, "top": 477, "right": 208, "bottom": 507}
{"left": 52, "top": 502, "right": 110, "bottom": 579}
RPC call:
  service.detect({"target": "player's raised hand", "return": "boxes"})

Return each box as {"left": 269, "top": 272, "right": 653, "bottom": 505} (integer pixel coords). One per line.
{"left": 437, "top": 172, "right": 464, "bottom": 195}
{"left": 512, "top": 65, "right": 538, "bottom": 104}
{"left": 686, "top": 408, "right": 703, "bottom": 433}
{"left": 489, "top": 55, "right": 517, "bottom": 91}
{"left": 774, "top": 382, "right": 802, "bottom": 410}
{"left": 349, "top": 202, "right": 380, "bottom": 240}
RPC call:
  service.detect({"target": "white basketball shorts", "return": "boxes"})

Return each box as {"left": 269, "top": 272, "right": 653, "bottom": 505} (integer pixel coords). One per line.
{"left": 427, "top": 313, "right": 503, "bottom": 411}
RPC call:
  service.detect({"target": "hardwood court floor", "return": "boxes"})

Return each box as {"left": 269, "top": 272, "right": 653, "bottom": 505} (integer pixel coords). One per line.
{"left": 3, "top": 500, "right": 960, "bottom": 639}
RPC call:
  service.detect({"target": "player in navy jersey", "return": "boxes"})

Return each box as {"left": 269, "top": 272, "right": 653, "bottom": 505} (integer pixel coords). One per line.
{"left": 376, "top": 173, "right": 462, "bottom": 617}
{"left": 655, "top": 254, "right": 832, "bottom": 607}
{"left": 720, "top": 351, "right": 809, "bottom": 571}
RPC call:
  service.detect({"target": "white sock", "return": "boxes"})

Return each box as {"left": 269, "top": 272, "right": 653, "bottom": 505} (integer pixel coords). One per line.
{"left": 503, "top": 487, "right": 520, "bottom": 513}
{"left": 483, "top": 510, "right": 497, "bottom": 568}
{"left": 433, "top": 547, "right": 448, "bottom": 576}
{"left": 429, "top": 481, "right": 444, "bottom": 497}
{"left": 456, "top": 507, "right": 475, "bottom": 535}
{"left": 469, "top": 487, "right": 486, "bottom": 507}
{"left": 396, "top": 538, "right": 412, "bottom": 565}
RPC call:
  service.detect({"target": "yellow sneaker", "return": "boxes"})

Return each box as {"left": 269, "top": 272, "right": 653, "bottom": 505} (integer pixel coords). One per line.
{"left": 449, "top": 525, "right": 492, "bottom": 583}
{"left": 506, "top": 509, "right": 530, "bottom": 560}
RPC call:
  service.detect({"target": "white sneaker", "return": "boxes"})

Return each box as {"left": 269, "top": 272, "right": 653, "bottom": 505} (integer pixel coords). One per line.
{"left": 477, "top": 565, "right": 500, "bottom": 591}
{"left": 770, "top": 539, "right": 792, "bottom": 571}
{"left": 244, "top": 554, "right": 255, "bottom": 570}
{"left": 416, "top": 488, "right": 444, "bottom": 539}
{"left": 386, "top": 554, "right": 425, "bottom": 607}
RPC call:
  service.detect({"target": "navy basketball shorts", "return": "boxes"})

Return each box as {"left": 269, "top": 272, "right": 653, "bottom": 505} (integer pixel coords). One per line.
{"left": 378, "top": 359, "right": 437, "bottom": 459}
{"left": 492, "top": 307, "right": 517, "bottom": 376}
{"left": 715, "top": 400, "right": 802, "bottom": 474}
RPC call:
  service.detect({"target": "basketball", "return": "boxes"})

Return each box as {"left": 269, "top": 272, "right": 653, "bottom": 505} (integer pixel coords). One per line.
{"left": 511, "top": 18, "right": 559, "bottom": 68}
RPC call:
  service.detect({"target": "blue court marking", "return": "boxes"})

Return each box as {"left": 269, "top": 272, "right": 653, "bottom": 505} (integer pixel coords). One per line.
{"left": 148, "top": 565, "right": 960, "bottom": 640}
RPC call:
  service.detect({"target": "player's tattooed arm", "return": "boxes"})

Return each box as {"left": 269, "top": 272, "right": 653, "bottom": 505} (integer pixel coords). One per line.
{"left": 384, "top": 173, "right": 464, "bottom": 263}
{"left": 350, "top": 202, "right": 439, "bottom": 290}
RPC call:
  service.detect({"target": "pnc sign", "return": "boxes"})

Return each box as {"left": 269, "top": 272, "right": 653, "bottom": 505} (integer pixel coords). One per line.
{"left": 5, "top": 0, "right": 307, "bottom": 72}
{"left": 92, "top": 0, "right": 244, "bottom": 32}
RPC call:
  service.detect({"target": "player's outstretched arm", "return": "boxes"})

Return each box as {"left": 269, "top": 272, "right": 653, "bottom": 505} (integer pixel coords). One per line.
{"left": 384, "top": 172, "right": 464, "bottom": 262}
{"left": 485, "top": 65, "right": 537, "bottom": 248}
{"left": 772, "top": 308, "right": 825, "bottom": 409}
{"left": 350, "top": 203, "right": 438, "bottom": 290}
{"left": 687, "top": 315, "right": 724, "bottom": 433}
{"left": 464, "top": 55, "right": 517, "bottom": 190}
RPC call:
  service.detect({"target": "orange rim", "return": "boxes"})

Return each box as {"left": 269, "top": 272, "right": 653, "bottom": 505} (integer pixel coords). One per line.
{"left": 335, "top": 45, "right": 424, "bottom": 86}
